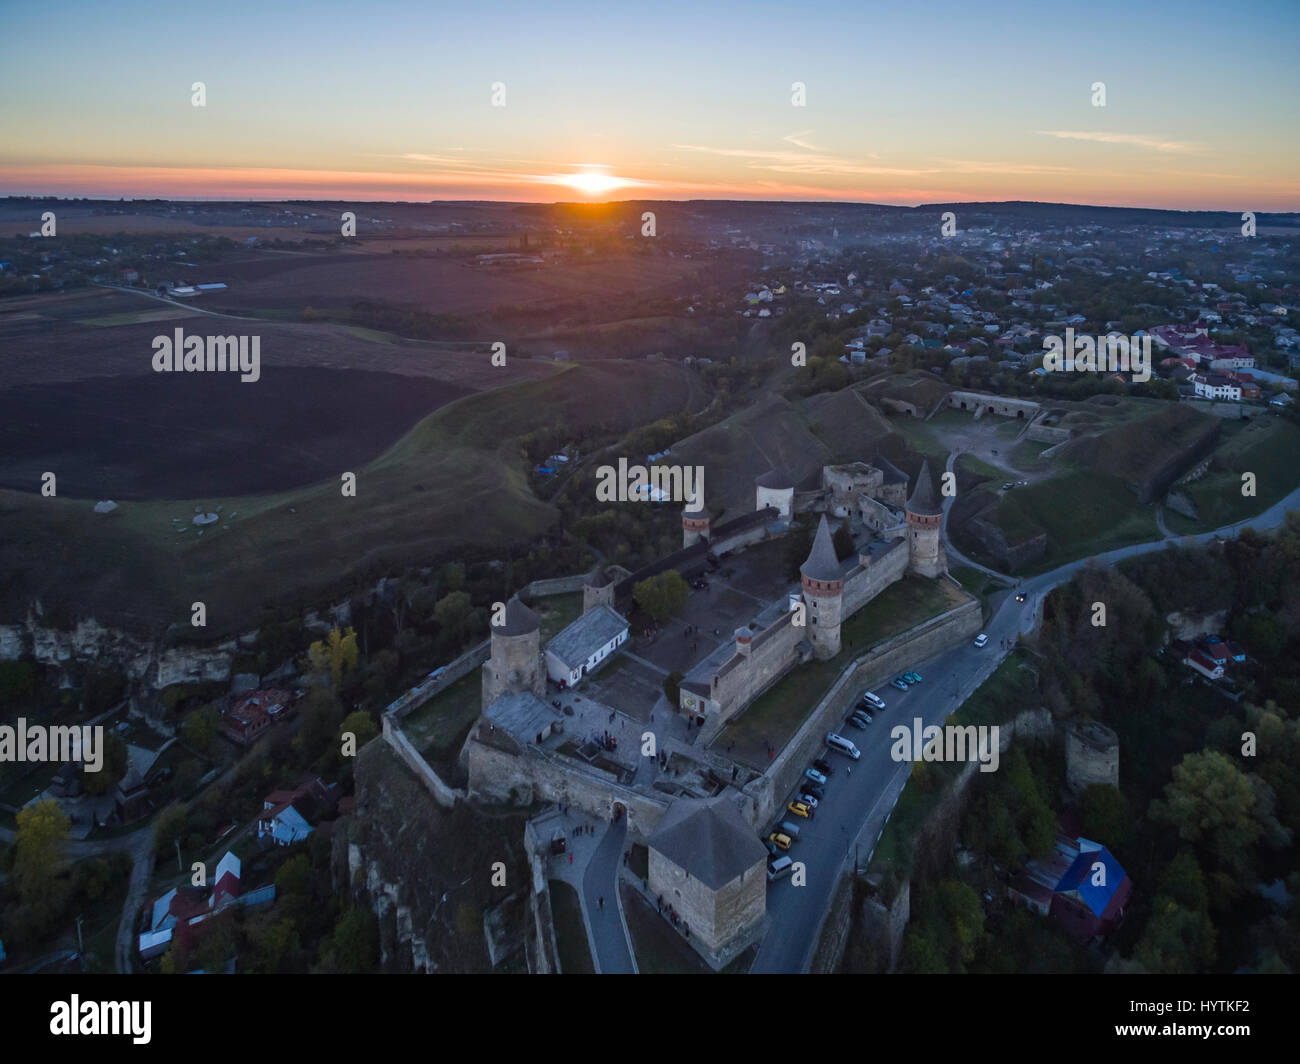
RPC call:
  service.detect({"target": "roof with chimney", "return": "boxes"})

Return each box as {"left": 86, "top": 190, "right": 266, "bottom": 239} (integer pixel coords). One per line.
{"left": 906, "top": 459, "right": 942, "bottom": 516}
{"left": 800, "top": 514, "right": 842, "bottom": 582}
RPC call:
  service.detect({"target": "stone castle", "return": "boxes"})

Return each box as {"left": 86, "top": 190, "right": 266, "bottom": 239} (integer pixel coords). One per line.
{"left": 678, "top": 457, "right": 946, "bottom": 727}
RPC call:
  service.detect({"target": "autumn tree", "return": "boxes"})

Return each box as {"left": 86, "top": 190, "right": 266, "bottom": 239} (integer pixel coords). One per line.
{"left": 306, "top": 626, "right": 360, "bottom": 687}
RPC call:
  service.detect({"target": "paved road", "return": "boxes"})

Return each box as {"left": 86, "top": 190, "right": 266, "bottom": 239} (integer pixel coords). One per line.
{"left": 753, "top": 474, "right": 1300, "bottom": 973}
{"left": 581, "top": 817, "right": 636, "bottom": 974}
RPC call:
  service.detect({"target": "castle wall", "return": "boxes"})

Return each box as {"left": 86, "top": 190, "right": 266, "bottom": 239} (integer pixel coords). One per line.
{"left": 744, "top": 598, "right": 982, "bottom": 826}
{"left": 842, "top": 540, "right": 908, "bottom": 617}
{"left": 711, "top": 522, "right": 771, "bottom": 557}
{"left": 1065, "top": 722, "right": 1120, "bottom": 792}
{"left": 948, "top": 391, "right": 1041, "bottom": 420}
{"left": 859, "top": 496, "right": 906, "bottom": 536}
{"left": 709, "top": 612, "right": 806, "bottom": 723}
{"left": 756, "top": 485, "right": 794, "bottom": 520}
{"left": 382, "top": 712, "right": 463, "bottom": 809}
{"left": 466, "top": 738, "right": 669, "bottom": 837}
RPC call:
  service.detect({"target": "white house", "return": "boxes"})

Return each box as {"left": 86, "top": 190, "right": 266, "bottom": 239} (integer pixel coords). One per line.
{"left": 545, "top": 605, "right": 630, "bottom": 687}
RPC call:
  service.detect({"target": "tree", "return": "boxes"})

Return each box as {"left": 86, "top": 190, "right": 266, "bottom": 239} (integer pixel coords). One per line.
{"left": 1149, "top": 751, "right": 1288, "bottom": 906}
{"left": 13, "top": 799, "right": 69, "bottom": 900}
{"left": 80, "top": 732, "right": 129, "bottom": 796}
{"left": 316, "top": 907, "right": 379, "bottom": 973}
{"left": 307, "top": 627, "right": 359, "bottom": 687}
{"left": 180, "top": 705, "right": 220, "bottom": 752}
{"left": 632, "top": 570, "right": 689, "bottom": 624}
{"left": 153, "top": 802, "right": 189, "bottom": 858}
{"left": 662, "top": 670, "right": 684, "bottom": 707}
{"left": 339, "top": 710, "right": 377, "bottom": 751}
{"left": 1078, "top": 783, "right": 1131, "bottom": 851}
{"left": 433, "top": 591, "right": 473, "bottom": 649}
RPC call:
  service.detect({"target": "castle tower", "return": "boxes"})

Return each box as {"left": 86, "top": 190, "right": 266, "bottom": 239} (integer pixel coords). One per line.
{"left": 800, "top": 514, "right": 844, "bottom": 659}
{"left": 481, "top": 594, "right": 545, "bottom": 710}
{"left": 582, "top": 568, "right": 615, "bottom": 614}
{"left": 905, "top": 460, "right": 946, "bottom": 578}
{"left": 755, "top": 469, "right": 794, "bottom": 520}
{"left": 682, "top": 485, "right": 710, "bottom": 548}
{"left": 1065, "top": 720, "right": 1119, "bottom": 793}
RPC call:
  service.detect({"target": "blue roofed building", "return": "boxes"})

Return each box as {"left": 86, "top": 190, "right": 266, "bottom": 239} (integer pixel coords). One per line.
{"left": 1008, "top": 834, "right": 1133, "bottom": 941}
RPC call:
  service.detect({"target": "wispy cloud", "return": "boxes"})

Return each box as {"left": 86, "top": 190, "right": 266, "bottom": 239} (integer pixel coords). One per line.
{"left": 671, "top": 143, "right": 939, "bottom": 176}
{"left": 782, "top": 129, "right": 824, "bottom": 152}
{"left": 1034, "top": 131, "right": 1201, "bottom": 154}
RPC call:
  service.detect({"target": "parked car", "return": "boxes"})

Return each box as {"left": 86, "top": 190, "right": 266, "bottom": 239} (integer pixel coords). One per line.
{"left": 904, "top": 671, "right": 922, "bottom": 684}
{"left": 798, "top": 792, "right": 820, "bottom": 809}
{"left": 805, "top": 767, "right": 828, "bottom": 786}
{"left": 812, "top": 758, "right": 834, "bottom": 776}
{"left": 862, "top": 691, "right": 886, "bottom": 710}
{"left": 802, "top": 782, "right": 825, "bottom": 801}
{"left": 787, "top": 800, "right": 813, "bottom": 819}
{"left": 767, "top": 856, "right": 794, "bottom": 881}
{"left": 974, "top": 633, "right": 988, "bottom": 648}
{"left": 891, "top": 677, "right": 909, "bottom": 691}
{"left": 768, "top": 832, "right": 793, "bottom": 851}
{"left": 851, "top": 710, "right": 873, "bottom": 726}
{"left": 1002, "top": 482, "right": 1014, "bottom": 490}
{"left": 765, "top": 839, "right": 783, "bottom": 858}
{"left": 846, "top": 714, "right": 869, "bottom": 730}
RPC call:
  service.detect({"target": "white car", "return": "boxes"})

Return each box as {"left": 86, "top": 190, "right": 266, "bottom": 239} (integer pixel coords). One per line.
{"left": 862, "top": 690, "right": 886, "bottom": 710}
{"left": 805, "top": 767, "right": 828, "bottom": 786}
{"left": 974, "top": 633, "right": 988, "bottom": 648}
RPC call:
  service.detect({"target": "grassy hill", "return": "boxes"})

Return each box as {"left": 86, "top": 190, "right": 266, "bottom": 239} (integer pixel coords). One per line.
{"left": 0, "top": 360, "right": 703, "bottom": 635}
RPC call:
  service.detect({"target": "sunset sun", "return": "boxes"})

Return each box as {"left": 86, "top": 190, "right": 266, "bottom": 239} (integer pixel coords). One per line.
{"left": 556, "top": 170, "right": 626, "bottom": 195}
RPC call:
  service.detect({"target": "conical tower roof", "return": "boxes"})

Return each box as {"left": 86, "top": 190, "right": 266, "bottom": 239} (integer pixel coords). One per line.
{"left": 800, "top": 514, "right": 842, "bottom": 583}
{"left": 906, "top": 459, "right": 942, "bottom": 516}
{"left": 495, "top": 594, "right": 539, "bottom": 636}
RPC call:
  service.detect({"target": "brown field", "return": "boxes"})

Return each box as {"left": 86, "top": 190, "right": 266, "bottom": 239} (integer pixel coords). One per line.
{"left": 198, "top": 249, "right": 715, "bottom": 317}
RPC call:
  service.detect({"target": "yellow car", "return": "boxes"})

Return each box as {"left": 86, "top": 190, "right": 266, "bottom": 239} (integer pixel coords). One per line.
{"left": 767, "top": 832, "right": 793, "bottom": 851}
{"left": 786, "top": 800, "right": 813, "bottom": 819}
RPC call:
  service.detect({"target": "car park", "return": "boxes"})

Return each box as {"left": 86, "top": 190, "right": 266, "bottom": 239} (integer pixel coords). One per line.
{"left": 974, "top": 633, "right": 988, "bottom": 648}
{"left": 862, "top": 691, "right": 886, "bottom": 710}
{"left": 787, "top": 800, "right": 813, "bottom": 819}
{"left": 805, "top": 767, "right": 827, "bottom": 786}
{"left": 813, "top": 758, "right": 833, "bottom": 776}
{"left": 891, "top": 677, "right": 909, "bottom": 691}
{"left": 768, "top": 832, "right": 793, "bottom": 851}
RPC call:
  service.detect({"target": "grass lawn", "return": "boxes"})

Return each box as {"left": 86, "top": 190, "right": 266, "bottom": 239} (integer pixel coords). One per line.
{"left": 956, "top": 453, "right": 1006, "bottom": 481}
{"left": 886, "top": 416, "right": 950, "bottom": 470}
{"left": 401, "top": 670, "right": 482, "bottom": 764}
{"left": 533, "top": 592, "right": 583, "bottom": 642}
{"left": 716, "top": 576, "right": 967, "bottom": 769}
{"left": 1177, "top": 417, "right": 1300, "bottom": 531}
{"left": 549, "top": 880, "right": 595, "bottom": 974}
{"left": 1008, "top": 439, "right": 1053, "bottom": 472}
{"left": 979, "top": 467, "right": 1160, "bottom": 575}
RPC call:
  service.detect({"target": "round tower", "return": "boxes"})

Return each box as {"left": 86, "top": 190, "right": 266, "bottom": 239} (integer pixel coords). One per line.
{"left": 1065, "top": 720, "right": 1120, "bottom": 793}
{"left": 682, "top": 486, "right": 710, "bottom": 548}
{"left": 481, "top": 594, "right": 544, "bottom": 709}
{"left": 904, "top": 459, "right": 946, "bottom": 577}
{"left": 800, "top": 514, "right": 844, "bottom": 659}
{"left": 582, "top": 568, "right": 615, "bottom": 614}
{"left": 755, "top": 468, "right": 795, "bottom": 520}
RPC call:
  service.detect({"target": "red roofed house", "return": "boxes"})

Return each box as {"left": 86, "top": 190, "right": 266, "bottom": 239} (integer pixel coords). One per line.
{"left": 222, "top": 688, "right": 293, "bottom": 745}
